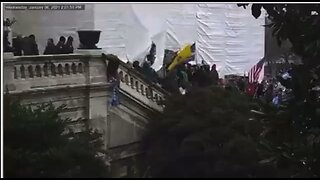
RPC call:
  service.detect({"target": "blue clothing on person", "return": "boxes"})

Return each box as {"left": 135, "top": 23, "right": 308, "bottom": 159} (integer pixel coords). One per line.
{"left": 109, "top": 77, "right": 120, "bottom": 107}
{"left": 111, "top": 86, "right": 120, "bottom": 106}
{"left": 272, "top": 95, "right": 281, "bottom": 107}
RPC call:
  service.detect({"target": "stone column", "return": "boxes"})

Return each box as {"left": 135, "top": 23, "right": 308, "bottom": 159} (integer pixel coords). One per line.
{"left": 82, "top": 50, "right": 111, "bottom": 150}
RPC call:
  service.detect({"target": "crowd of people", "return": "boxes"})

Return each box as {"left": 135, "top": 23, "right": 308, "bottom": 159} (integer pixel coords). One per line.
{"left": 130, "top": 44, "right": 220, "bottom": 95}
{"left": 44, "top": 36, "right": 74, "bottom": 55}
{"left": 132, "top": 42, "right": 160, "bottom": 84}
{"left": 12, "top": 34, "right": 39, "bottom": 56}
{"left": 9, "top": 35, "right": 301, "bottom": 107}
{"left": 12, "top": 35, "right": 74, "bottom": 56}
{"left": 162, "top": 63, "right": 220, "bottom": 94}
{"left": 127, "top": 43, "right": 296, "bottom": 109}
{"left": 220, "top": 73, "right": 295, "bottom": 107}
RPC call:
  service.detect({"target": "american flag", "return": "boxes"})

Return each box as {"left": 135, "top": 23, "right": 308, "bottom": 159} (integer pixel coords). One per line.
{"left": 248, "top": 59, "right": 265, "bottom": 83}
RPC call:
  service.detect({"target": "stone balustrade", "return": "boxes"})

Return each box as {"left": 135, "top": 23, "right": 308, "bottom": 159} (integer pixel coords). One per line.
{"left": 116, "top": 61, "right": 167, "bottom": 112}
{"left": 3, "top": 52, "right": 168, "bottom": 177}
{"left": 4, "top": 54, "right": 89, "bottom": 93}
{"left": 4, "top": 53, "right": 166, "bottom": 112}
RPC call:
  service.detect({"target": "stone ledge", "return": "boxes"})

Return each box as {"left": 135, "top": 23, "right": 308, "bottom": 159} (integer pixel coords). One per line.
{"left": 74, "top": 49, "right": 104, "bottom": 56}
{"left": 119, "top": 88, "right": 163, "bottom": 113}
{"left": 5, "top": 83, "right": 111, "bottom": 95}
{"left": 108, "top": 142, "right": 144, "bottom": 161}
{"left": 4, "top": 54, "right": 94, "bottom": 63}
{"left": 3, "top": 52, "right": 14, "bottom": 59}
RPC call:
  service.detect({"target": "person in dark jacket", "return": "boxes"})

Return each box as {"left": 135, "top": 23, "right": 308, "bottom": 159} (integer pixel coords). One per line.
{"left": 12, "top": 35, "right": 23, "bottom": 56}
{"left": 21, "top": 36, "right": 31, "bottom": 55}
{"left": 63, "top": 36, "right": 74, "bottom": 54}
{"left": 177, "top": 65, "right": 190, "bottom": 93}
{"left": 237, "top": 77, "right": 246, "bottom": 92}
{"left": 195, "top": 65, "right": 210, "bottom": 87}
{"left": 142, "top": 61, "right": 153, "bottom": 83}
{"left": 192, "top": 65, "right": 201, "bottom": 87}
{"left": 44, "top": 38, "right": 56, "bottom": 55}
{"left": 55, "top": 36, "right": 66, "bottom": 54}
{"left": 210, "top": 64, "right": 219, "bottom": 85}
{"left": 138, "top": 50, "right": 159, "bottom": 84}
{"left": 106, "top": 54, "right": 120, "bottom": 82}
{"left": 29, "top": 34, "right": 39, "bottom": 55}
{"left": 22, "top": 35, "right": 39, "bottom": 55}
{"left": 133, "top": 61, "right": 143, "bottom": 74}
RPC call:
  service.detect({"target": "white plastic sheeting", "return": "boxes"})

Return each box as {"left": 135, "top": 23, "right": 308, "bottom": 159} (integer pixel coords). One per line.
{"left": 196, "top": 4, "right": 265, "bottom": 77}
{"left": 93, "top": 3, "right": 265, "bottom": 75}
{"left": 4, "top": 3, "right": 265, "bottom": 76}
{"left": 93, "top": 4, "right": 198, "bottom": 71}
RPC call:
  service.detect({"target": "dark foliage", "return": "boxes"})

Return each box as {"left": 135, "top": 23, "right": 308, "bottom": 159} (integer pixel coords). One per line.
{"left": 143, "top": 87, "right": 276, "bottom": 178}
{"left": 3, "top": 95, "right": 110, "bottom": 178}
{"left": 239, "top": 4, "right": 320, "bottom": 177}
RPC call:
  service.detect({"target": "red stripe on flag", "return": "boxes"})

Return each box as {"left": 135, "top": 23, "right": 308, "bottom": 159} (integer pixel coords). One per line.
{"left": 248, "top": 60, "right": 264, "bottom": 83}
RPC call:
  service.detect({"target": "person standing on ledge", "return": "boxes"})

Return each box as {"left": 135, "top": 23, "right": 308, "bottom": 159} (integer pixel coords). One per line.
{"left": 12, "top": 35, "right": 23, "bottom": 56}
{"left": 63, "top": 36, "right": 74, "bottom": 54}
{"left": 22, "top": 34, "right": 39, "bottom": 55}
{"left": 102, "top": 53, "right": 121, "bottom": 107}
{"left": 43, "top": 38, "right": 56, "bottom": 55}
{"left": 55, "top": 36, "right": 66, "bottom": 54}
{"left": 29, "top": 34, "right": 39, "bottom": 55}
{"left": 210, "top": 64, "right": 219, "bottom": 85}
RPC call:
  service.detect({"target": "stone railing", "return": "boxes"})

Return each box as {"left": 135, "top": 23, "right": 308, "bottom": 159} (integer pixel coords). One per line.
{"left": 115, "top": 60, "right": 167, "bottom": 112}
{"left": 3, "top": 54, "right": 90, "bottom": 93}
{"left": 3, "top": 52, "right": 168, "bottom": 177}
{"left": 4, "top": 53, "right": 166, "bottom": 112}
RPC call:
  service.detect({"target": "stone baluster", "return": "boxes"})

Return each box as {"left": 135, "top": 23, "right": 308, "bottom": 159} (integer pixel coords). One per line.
{"left": 140, "top": 84, "right": 144, "bottom": 95}
{"left": 20, "top": 65, "right": 26, "bottom": 79}
{"left": 57, "top": 64, "right": 63, "bottom": 76}
{"left": 124, "top": 74, "right": 129, "bottom": 85}
{"left": 35, "top": 64, "right": 42, "bottom": 78}
{"left": 27, "top": 65, "right": 34, "bottom": 79}
{"left": 135, "top": 81, "right": 139, "bottom": 92}
{"left": 65, "top": 63, "right": 71, "bottom": 75}
{"left": 130, "top": 77, "right": 134, "bottom": 89}
{"left": 14, "top": 65, "right": 20, "bottom": 79}
{"left": 119, "top": 71, "right": 124, "bottom": 82}
{"left": 71, "top": 63, "right": 77, "bottom": 75}
{"left": 145, "top": 87, "right": 149, "bottom": 99}
{"left": 50, "top": 63, "right": 56, "bottom": 76}
{"left": 154, "top": 93, "right": 158, "bottom": 103}
{"left": 78, "top": 63, "right": 84, "bottom": 74}
{"left": 43, "top": 63, "right": 49, "bottom": 77}
{"left": 149, "top": 88, "right": 154, "bottom": 101}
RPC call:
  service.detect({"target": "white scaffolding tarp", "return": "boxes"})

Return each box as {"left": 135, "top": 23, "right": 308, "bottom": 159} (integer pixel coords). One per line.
{"left": 4, "top": 3, "right": 265, "bottom": 76}
{"left": 196, "top": 4, "right": 265, "bottom": 76}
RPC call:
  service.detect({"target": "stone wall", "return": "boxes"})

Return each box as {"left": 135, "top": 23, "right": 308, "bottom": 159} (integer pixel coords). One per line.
{"left": 3, "top": 51, "right": 166, "bottom": 177}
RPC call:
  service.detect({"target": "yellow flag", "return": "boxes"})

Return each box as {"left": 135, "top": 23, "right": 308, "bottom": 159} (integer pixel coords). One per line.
{"left": 167, "top": 44, "right": 193, "bottom": 71}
